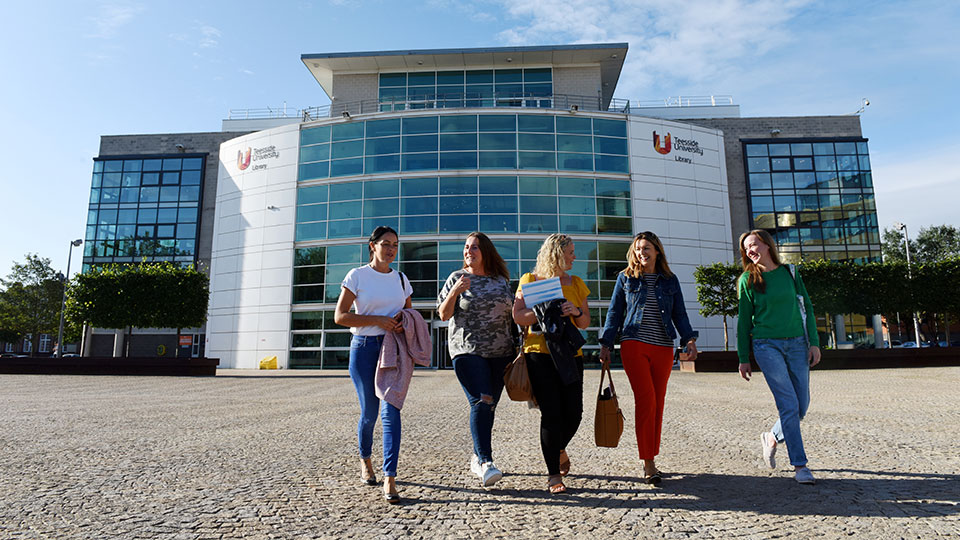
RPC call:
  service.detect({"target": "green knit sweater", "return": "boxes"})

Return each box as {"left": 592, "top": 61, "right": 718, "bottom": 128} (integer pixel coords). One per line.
{"left": 737, "top": 265, "right": 819, "bottom": 364}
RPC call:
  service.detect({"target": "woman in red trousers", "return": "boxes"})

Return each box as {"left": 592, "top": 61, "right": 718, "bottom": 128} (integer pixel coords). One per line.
{"left": 599, "top": 231, "right": 698, "bottom": 485}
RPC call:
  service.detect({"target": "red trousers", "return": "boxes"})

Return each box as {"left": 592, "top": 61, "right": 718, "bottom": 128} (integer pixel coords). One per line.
{"left": 620, "top": 340, "right": 674, "bottom": 460}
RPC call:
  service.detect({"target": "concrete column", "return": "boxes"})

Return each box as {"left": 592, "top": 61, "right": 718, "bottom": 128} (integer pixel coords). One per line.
{"left": 112, "top": 329, "right": 125, "bottom": 357}
{"left": 835, "top": 314, "right": 847, "bottom": 347}
{"left": 872, "top": 314, "right": 885, "bottom": 348}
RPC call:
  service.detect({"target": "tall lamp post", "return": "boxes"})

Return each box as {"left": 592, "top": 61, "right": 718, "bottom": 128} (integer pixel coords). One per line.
{"left": 894, "top": 222, "right": 922, "bottom": 345}
{"left": 56, "top": 239, "right": 83, "bottom": 357}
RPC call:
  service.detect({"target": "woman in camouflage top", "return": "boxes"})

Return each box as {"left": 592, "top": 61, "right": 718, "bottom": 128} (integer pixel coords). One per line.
{"left": 437, "top": 232, "right": 515, "bottom": 490}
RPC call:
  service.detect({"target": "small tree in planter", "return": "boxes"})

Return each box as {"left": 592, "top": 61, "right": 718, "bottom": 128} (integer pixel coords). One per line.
{"left": 66, "top": 262, "right": 209, "bottom": 357}
{"left": 694, "top": 262, "right": 741, "bottom": 350}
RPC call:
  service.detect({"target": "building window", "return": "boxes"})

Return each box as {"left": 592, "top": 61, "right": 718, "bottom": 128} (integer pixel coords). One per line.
{"left": 743, "top": 139, "right": 879, "bottom": 263}
{"left": 378, "top": 68, "right": 552, "bottom": 111}
{"left": 39, "top": 334, "right": 52, "bottom": 353}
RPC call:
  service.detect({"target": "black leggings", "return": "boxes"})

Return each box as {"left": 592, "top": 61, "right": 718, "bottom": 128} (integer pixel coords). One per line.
{"left": 525, "top": 352, "right": 584, "bottom": 476}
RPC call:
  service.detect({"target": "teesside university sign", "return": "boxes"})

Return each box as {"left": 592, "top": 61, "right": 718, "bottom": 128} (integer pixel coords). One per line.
{"left": 652, "top": 131, "right": 703, "bottom": 164}
{"left": 237, "top": 145, "right": 281, "bottom": 172}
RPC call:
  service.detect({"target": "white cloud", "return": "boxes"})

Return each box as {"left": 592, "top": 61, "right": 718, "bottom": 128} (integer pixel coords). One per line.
{"left": 241, "top": 69, "right": 255, "bottom": 76}
{"left": 199, "top": 25, "right": 222, "bottom": 48}
{"left": 85, "top": 2, "right": 144, "bottom": 39}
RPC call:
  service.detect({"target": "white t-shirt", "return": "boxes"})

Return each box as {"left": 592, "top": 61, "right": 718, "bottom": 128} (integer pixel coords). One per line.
{"left": 341, "top": 265, "right": 414, "bottom": 336}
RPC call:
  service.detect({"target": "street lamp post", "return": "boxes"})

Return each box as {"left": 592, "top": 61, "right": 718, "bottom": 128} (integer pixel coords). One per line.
{"left": 894, "top": 222, "right": 922, "bottom": 345}
{"left": 56, "top": 239, "right": 83, "bottom": 357}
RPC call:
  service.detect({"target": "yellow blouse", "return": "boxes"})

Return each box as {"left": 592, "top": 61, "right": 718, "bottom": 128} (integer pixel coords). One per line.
{"left": 518, "top": 272, "right": 590, "bottom": 356}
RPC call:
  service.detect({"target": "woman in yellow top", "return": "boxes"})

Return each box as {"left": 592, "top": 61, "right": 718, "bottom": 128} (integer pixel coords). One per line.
{"left": 512, "top": 233, "right": 591, "bottom": 494}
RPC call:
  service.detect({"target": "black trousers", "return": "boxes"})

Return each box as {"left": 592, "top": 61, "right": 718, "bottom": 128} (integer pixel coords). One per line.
{"left": 525, "top": 352, "right": 584, "bottom": 476}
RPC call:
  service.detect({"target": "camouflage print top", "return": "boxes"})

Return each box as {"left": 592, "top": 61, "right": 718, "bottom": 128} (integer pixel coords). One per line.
{"left": 437, "top": 270, "right": 516, "bottom": 359}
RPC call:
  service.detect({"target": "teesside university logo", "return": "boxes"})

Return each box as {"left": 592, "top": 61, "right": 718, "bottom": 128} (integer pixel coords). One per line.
{"left": 653, "top": 131, "right": 671, "bottom": 155}
{"left": 237, "top": 148, "right": 252, "bottom": 170}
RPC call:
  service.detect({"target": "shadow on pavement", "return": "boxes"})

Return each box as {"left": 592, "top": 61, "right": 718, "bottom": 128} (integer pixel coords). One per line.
{"left": 400, "top": 470, "right": 959, "bottom": 518}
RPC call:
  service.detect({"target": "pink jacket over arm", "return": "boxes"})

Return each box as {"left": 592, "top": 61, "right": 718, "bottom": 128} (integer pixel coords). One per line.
{"left": 376, "top": 308, "right": 432, "bottom": 410}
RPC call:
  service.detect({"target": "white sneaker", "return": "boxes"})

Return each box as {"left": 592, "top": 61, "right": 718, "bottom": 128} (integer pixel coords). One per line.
{"left": 761, "top": 432, "right": 777, "bottom": 469}
{"left": 469, "top": 454, "right": 483, "bottom": 479}
{"left": 794, "top": 467, "right": 816, "bottom": 485}
{"left": 480, "top": 461, "right": 503, "bottom": 489}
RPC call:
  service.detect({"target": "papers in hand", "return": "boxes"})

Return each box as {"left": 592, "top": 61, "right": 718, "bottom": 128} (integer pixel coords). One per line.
{"left": 521, "top": 276, "right": 565, "bottom": 307}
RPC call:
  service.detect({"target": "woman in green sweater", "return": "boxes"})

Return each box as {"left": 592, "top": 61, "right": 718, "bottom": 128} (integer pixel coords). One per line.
{"left": 737, "top": 230, "right": 821, "bottom": 485}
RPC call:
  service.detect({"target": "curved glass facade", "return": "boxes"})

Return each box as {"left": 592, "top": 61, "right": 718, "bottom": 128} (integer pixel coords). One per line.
{"left": 291, "top": 111, "right": 633, "bottom": 369}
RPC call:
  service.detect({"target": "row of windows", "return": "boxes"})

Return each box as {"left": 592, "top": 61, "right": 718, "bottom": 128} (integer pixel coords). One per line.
{"left": 379, "top": 69, "right": 552, "bottom": 111}
{"left": 298, "top": 176, "right": 629, "bottom": 200}
{"left": 93, "top": 157, "right": 204, "bottom": 173}
{"left": 87, "top": 206, "right": 199, "bottom": 226}
{"left": 90, "top": 185, "right": 201, "bottom": 204}
{"left": 300, "top": 153, "right": 628, "bottom": 177}
{"left": 86, "top": 223, "right": 197, "bottom": 242}
{"left": 747, "top": 155, "right": 870, "bottom": 174}
{"left": 749, "top": 172, "right": 873, "bottom": 191}
{"left": 745, "top": 141, "right": 868, "bottom": 157}
{"left": 301, "top": 133, "right": 628, "bottom": 158}
{"left": 92, "top": 170, "right": 202, "bottom": 188}
{"left": 750, "top": 191, "right": 876, "bottom": 213}
{"left": 85, "top": 239, "right": 196, "bottom": 258}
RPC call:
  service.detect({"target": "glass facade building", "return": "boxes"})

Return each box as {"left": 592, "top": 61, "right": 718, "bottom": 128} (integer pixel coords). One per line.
{"left": 83, "top": 155, "right": 205, "bottom": 270}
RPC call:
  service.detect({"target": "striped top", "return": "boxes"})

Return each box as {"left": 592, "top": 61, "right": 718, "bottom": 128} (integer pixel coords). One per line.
{"left": 629, "top": 274, "right": 674, "bottom": 348}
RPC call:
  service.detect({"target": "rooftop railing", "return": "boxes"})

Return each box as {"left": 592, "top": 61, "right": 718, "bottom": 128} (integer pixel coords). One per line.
{"left": 633, "top": 95, "right": 734, "bottom": 108}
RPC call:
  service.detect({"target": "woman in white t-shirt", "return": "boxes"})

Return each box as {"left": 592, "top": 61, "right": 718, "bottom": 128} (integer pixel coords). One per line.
{"left": 334, "top": 226, "right": 413, "bottom": 504}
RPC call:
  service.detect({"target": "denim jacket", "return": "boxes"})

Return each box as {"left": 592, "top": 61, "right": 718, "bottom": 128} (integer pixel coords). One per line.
{"left": 599, "top": 271, "right": 698, "bottom": 348}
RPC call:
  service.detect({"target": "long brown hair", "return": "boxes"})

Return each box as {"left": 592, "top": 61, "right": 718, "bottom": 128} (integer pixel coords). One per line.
{"left": 463, "top": 232, "right": 510, "bottom": 280}
{"left": 624, "top": 231, "right": 673, "bottom": 278}
{"left": 738, "top": 229, "right": 781, "bottom": 293}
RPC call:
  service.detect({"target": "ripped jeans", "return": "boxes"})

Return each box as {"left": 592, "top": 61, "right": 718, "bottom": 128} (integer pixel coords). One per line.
{"left": 453, "top": 353, "right": 513, "bottom": 464}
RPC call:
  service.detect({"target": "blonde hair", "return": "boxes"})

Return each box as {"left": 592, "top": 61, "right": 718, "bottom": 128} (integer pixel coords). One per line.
{"left": 624, "top": 231, "right": 673, "bottom": 279}
{"left": 533, "top": 233, "right": 573, "bottom": 279}
{"left": 738, "top": 229, "right": 782, "bottom": 293}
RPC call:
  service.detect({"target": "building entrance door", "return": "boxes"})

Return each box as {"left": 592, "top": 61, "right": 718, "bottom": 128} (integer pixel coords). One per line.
{"left": 433, "top": 326, "right": 451, "bottom": 369}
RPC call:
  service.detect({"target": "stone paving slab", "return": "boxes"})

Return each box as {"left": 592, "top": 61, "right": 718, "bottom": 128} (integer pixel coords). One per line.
{"left": 0, "top": 367, "right": 957, "bottom": 539}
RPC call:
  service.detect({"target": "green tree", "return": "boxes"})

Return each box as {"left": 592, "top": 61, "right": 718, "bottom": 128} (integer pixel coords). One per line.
{"left": 66, "top": 262, "right": 209, "bottom": 356}
{"left": 694, "top": 262, "right": 741, "bottom": 350}
{"left": 0, "top": 254, "right": 64, "bottom": 354}
{"left": 915, "top": 225, "right": 960, "bottom": 263}
{"left": 881, "top": 227, "right": 912, "bottom": 263}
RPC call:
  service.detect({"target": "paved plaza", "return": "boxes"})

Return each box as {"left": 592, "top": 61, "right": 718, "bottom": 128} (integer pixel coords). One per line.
{"left": 1, "top": 366, "right": 957, "bottom": 539}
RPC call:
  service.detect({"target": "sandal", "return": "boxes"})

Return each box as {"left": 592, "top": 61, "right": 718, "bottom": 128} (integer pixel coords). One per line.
{"left": 547, "top": 475, "right": 567, "bottom": 494}
{"left": 558, "top": 450, "right": 571, "bottom": 477}
{"left": 360, "top": 460, "right": 378, "bottom": 486}
{"left": 643, "top": 471, "right": 662, "bottom": 485}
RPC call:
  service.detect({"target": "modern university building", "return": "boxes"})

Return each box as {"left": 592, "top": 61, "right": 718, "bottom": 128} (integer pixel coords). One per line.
{"left": 81, "top": 43, "right": 880, "bottom": 368}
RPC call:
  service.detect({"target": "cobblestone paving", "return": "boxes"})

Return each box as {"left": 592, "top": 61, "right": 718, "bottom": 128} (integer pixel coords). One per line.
{"left": 1, "top": 367, "right": 957, "bottom": 539}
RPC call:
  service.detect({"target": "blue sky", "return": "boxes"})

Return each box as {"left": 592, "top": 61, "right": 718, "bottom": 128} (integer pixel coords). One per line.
{"left": 1, "top": 0, "right": 957, "bottom": 276}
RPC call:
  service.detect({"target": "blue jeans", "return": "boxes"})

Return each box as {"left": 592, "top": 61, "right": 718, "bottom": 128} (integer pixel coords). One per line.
{"left": 348, "top": 335, "right": 402, "bottom": 477}
{"left": 453, "top": 354, "right": 513, "bottom": 464}
{"left": 753, "top": 336, "right": 810, "bottom": 467}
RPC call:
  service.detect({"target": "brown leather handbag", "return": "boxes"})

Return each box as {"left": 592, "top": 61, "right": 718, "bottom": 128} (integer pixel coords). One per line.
{"left": 595, "top": 363, "right": 625, "bottom": 447}
{"left": 503, "top": 326, "right": 534, "bottom": 402}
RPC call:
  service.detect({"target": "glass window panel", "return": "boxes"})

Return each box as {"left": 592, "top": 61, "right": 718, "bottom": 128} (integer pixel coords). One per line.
{"left": 161, "top": 172, "right": 179, "bottom": 185}
{"left": 407, "top": 72, "right": 435, "bottom": 86}
{"left": 478, "top": 151, "right": 517, "bottom": 169}
{"left": 156, "top": 225, "right": 175, "bottom": 238}
{"left": 440, "top": 151, "right": 478, "bottom": 169}
{"left": 401, "top": 177, "right": 437, "bottom": 196}
{"left": 138, "top": 208, "right": 158, "bottom": 224}
{"left": 816, "top": 172, "right": 838, "bottom": 189}
{"left": 365, "top": 155, "right": 401, "bottom": 174}
{"left": 301, "top": 144, "right": 330, "bottom": 162}
{"left": 379, "top": 72, "right": 406, "bottom": 87}
{"left": 751, "top": 196, "right": 774, "bottom": 212}
{"left": 861, "top": 172, "right": 873, "bottom": 188}
{"left": 119, "top": 188, "right": 139, "bottom": 203}
{"left": 792, "top": 172, "right": 815, "bottom": 188}
{"left": 479, "top": 175, "right": 517, "bottom": 194}
{"left": 102, "top": 173, "right": 122, "bottom": 187}
{"left": 596, "top": 179, "right": 629, "bottom": 198}
{"left": 328, "top": 200, "right": 362, "bottom": 220}
{"left": 769, "top": 144, "right": 790, "bottom": 156}
{"left": 813, "top": 142, "right": 834, "bottom": 155}
{"left": 495, "top": 68, "right": 522, "bottom": 83}
{"left": 157, "top": 208, "right": 177, "bottom": 222}
{"left": 299, "top": 185, "right": 328, "bottom": 204}
{"left": 770, "top": 157, "right": 791, "bottom": 171}
{"left": 820, "top": 193, "right": 841, "bottom": 210}
{"left": 478, "top": 214, "right": 517, "bottom": 233}
{"left": 365, "top": 118, "right": 401, "bottom": 138}
{"left": 466, "top": 70, "right": 493, "bottom": 84}
{"left": 594, "top": 155, "right": 628, "bottom": 173}
{"left": 331, "top": 140, "right": 364, "bottom": 159}
{"left": 403, "top": 134, "right": 438, "bottom": 153}
{"left": 180, "top": 170, "right": 201, "bottom": 185}
{"left": 558, "top": 177, "right": 593, "bottom": 196}
{"left": 159, "top": 186, "right": 178, "bottom": 202}
{"left": 439, "top": 214, "right": 478, "bottom": 233}
{"left": 178, "top": 207, "right": 197, "bottom": 223}
{"left": 524, "top": 83, "right": 552, "bottom": 97}
{"left": 143, "top": 159, "right": 162, "bottom": 171}
{"left": 364, "top": 179, "right": 399, "bottom": 199}
{"left": 814, "top": 156, "right": 836, "bottom": 171}
{"left": 179, "top": 186, "right": 200, "bottom": 202}
{"left": 97, "top": 209, "right": 117, "bottom": 226}
{"left": 327, "top": 219, "right": 362, "bottom": 239}
{"left": 834, "top": 142, "right": 856, "bottom": 154}
{"left": 437, "top": 70, "right": 464, "bottom": 85}
{"left": 557, "top": 152, "right": 594, "bottom": 171}
{"left": 301, "top": 126, "right": 331, "bottom": 145}
{"left": 837, "top": 155, "right": 858, "bottom": 171}
{"left": 745, "top": 144, "right": 768, "bottom": 157}
{"left": 858, "top": 156, "right": 871, "bottom": 171}
{"left": 478, "top": 115, "right": 516, "bottom": 132}
{"left": 479, "top": 195, "right": 517, "bottom": 213}
{"left": 297, "top": 203, "right": 327, "bottom": 223}
{"left": 788, "top": 143, "right": 811, "bottom": 155}
{"left": 559, "top": 197, "right": 594, "bottom": 215}
{"left": 118, "top": 209, "right": 137, "bottom": 224}
{"left": 857, "top": 142, "right": 869, "bottom": 154}
{"left": 121, "top": 172, "right": 140, "bottom": 187}
{"left": 401, "top": 196, "right": 437, "bottom": 215}
{"left": 771, "top": 172, "right": 794, "bottom": 189}
{"left": 117, "top": 224, "right": 135, "bottom": 238}
{"left": 440, "top": 133, "right": 477, "bottom": 151}
{"left": 328, "top": 182, "right": 362, "bottom": 204}
{"left": 364, "top": 198, "right": 398, "bottom": 217}
{"left": 103, "top": 161, "right": 123, "bottom": 173}
{"left": 400, "top": 215, "right": 438, "bottom": 234}
{"left": 557, "top": 134, "right": 592, "bottom": 152}
{"left": 182, "top": 157, "right": 202, "bottom": 170}
{"left": 774, "top": 194, "right": 796, "bottom": 211}
{"left": 87, "top": 210, "right": 98, "bottom": 224}
{"left": 141, "top": 172, "right": 160, "bottom": 185}
{"left": 560, "top": 215, "right": 596, "bottom": 234}
{"left": 402, "top": 116, "right": 438, "bottom": 135}
{"left": 747, "top": 157, "right": 770, "bottom": 173}
{"left": 519, "top": 195, "right": 556, "bottom": 213}
{"left": 322, "top": 246, "right": 361, "bottom": 266}
{"left": 439, "top": 115, "right": 477, "bottom": 133}
{"left": 439, "top": 196, "right": 477, "bottom": 214}
{"left": 332, "top": 122, "right": 364, "bottom": 141}
{"left": 478, "top": 132, "right": 516, "bottom": 150}
{"left": 797, "top": 194, "right": 820, "bottom": 211}
{"left": 518, "top": 151, "right": 555, "bottom": 169}
{"left": 299, "top": 161, "right": 329, "bottom": 180}
{"left": 597, "top": 198, "right": 631, "bottom": 216}
{"left": 520, "top": 214, "right": 558, "bottom": 233}
{"left": 523, "top": 67, "right": 552, "bottom": 82}
{"left": 363, "top": 218, "right": 399, "bottom": 237}
{"left": 162, "top": 158, "right": 181, "bottom": 171}
{"left": 91, "top": 173, "right": 102, "bottom": 188}
{"left": 595, "top": 136, "right": 627, "bottom": 155}
{"left": 593, "top": 119, "right": 626, "bottom": 137}
{"left": 519, "top": 176, "right": 556, "bottom": 195}
{"left": 517, "top": 115, "right": 554, "bottom": 133}
{"left": 399, "top": 261, "right": 437, "bottom": 282}
{"left": 556, "top": 116, "right": 592, "bottom": 134}
{"left": 597, "top": 216, "right": 631, "bottom": 234}
{"left": 440, "top": 176, "right": 477, "bottom": 195}
{"left": 793, "top": 156, "right": 813, "bottom": 170}
{"left": 330, "top": 158, "right": 364, "bottom": 177}
{"left": 379, "top": 86, "right": 406, "bottom": 101}
{"left": 99, "top": 188, "right": 118, "bottom": 203}
{"left": 518, "top": 133, "right": 555, "bottom": 151}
